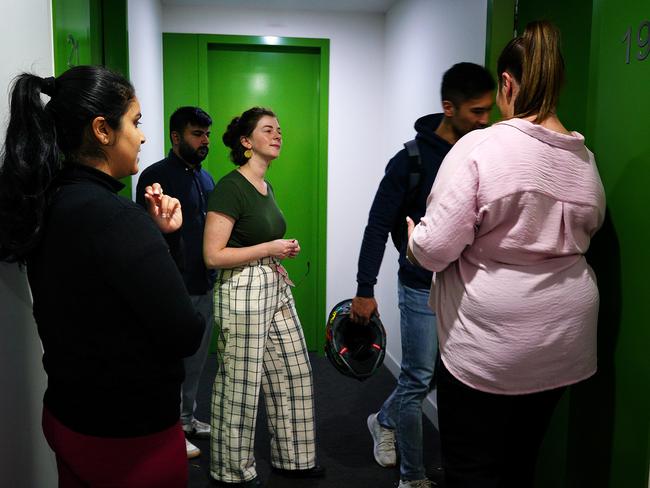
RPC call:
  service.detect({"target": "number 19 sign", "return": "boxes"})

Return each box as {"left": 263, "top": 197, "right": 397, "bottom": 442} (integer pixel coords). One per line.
{"left": 622, "top": 21, "right": 650, "bottom": 64}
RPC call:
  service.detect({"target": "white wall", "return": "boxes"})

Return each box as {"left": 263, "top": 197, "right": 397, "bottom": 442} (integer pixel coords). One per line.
{"left": 384, "top": 0, "right": 488, "bottom": 152}
{"left": 0, "top": 0, "right": 57, "bottom": 485}
{"left": 162, "top": 5, "right": 388, "bottom": 323}
{"left": 128, "top": 0, "right": 165, "bottom": 196}
{"left": 382, "top": 0, "right": 488, "bottom": 425}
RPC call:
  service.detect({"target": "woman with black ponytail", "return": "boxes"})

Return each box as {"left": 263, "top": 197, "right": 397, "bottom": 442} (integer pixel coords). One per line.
{"left": 407, "top": 21, "right": 605, "bottom": 487}
{"left": 0, "top": 66, "right": 205, "bottom": 487}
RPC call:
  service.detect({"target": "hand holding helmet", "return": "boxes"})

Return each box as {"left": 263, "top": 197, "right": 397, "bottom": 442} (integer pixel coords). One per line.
{"left": 350, "top": 296, "right": 379, "bottom": 325}
{"left": 325, "top": 299, "right": 387, "bottom": 381}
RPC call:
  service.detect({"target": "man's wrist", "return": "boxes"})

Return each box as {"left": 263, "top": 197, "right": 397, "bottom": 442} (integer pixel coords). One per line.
{"left": 356, "top": 283, "right": 375, "bottom": 298}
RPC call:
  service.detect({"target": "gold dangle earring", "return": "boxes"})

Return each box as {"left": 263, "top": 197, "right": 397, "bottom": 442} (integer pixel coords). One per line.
{"left": 244, "top": 149, "right": 253, "bottom": 159}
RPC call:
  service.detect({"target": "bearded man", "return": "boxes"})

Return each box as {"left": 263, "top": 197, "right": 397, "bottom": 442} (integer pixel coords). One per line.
{"left": 136, "top": 106, "right": 215, "bottom": 460}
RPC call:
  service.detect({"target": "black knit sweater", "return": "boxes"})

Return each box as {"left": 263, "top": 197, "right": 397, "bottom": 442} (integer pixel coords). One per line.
{"left": 26, "top": 164, "right": 205, "bottom": 437}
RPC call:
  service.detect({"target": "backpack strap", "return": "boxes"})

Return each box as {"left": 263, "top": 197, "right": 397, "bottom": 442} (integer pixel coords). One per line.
{"left": 403, "top": 139, "right": 422, "bottom": 192}
{"left": 389, "top": 138, "right": 424, "bottom": 251}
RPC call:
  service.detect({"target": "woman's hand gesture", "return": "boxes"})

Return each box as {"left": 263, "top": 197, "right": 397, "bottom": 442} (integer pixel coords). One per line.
{"left": 143, "top": 183, "right": 183, "bottom": 234}
{"left": 268, "top": 238, "right": 300, "bottom": 259}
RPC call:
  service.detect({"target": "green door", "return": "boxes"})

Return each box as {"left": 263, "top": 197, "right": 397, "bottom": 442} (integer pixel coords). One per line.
{"left": 162, "top": 34, "right": 329, "bottom": 352}
{"left": 205, "top": 44, "right": 321, "bottom": 349}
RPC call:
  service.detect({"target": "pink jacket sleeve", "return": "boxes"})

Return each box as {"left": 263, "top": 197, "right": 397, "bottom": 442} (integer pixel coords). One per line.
{"left": 409, "top": 132, "right": 483, "bottom": 272}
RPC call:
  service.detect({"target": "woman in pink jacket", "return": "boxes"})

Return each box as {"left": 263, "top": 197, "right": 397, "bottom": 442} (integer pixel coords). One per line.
{"left": 408, "top": 21, "right": 605, "bottom": 488}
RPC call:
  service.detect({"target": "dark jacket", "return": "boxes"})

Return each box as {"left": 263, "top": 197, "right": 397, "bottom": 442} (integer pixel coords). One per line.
{"left": 27, "top": 164, "right": 205, "bottom": 437}
{"left": 136, "top": 150, "right": 216, "bottom": 295}
{"left": 356, "top": 113, "right": 452, "bottom": 297}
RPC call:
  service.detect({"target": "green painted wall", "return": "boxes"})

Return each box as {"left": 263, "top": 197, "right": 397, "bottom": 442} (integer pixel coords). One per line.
{"left": 585, "top": 1, "right": 650, "bottom": 485}
{"left": 485, "top": 0, "right": 516, "bottom": 122}
{"left": 51, "top": 0, "right": 131, "bottom": 198}
{"left": 486, "top": 1, "right": 650, "bottom": 486}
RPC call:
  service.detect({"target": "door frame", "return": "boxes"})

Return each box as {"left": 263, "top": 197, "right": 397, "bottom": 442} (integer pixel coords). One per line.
{"left": 174, "top": 33, "right": 329, "bottom": 352}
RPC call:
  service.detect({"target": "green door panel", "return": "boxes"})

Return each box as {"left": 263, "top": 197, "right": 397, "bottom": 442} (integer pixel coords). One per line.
{"left": 162, "top": 34, "right": 329, "bottom": 353}
{"left": 485, "top": 0, "right": 516, "bottom": 122}
{"left": 205, "top": 44, "right": 321, "bottom": 349}
{"left": 52, "top": 0, "right": 98, "bottom": 74}
{"left": 101, "top": 0, "right": 129, "bottom": 77}
{"left": 516, "top": 0, "right": 593, "bottom": 136}
{"left": 486, "top": 0, "right": 592, "bottom": 133}
{"left": 162, "top": 34, "right": 201, "bottom": 152}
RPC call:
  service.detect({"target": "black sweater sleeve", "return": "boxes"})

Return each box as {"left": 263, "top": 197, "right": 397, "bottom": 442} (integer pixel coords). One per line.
{"left": 356, "top": 150, "right": 411, "bottom": 297}
{"left": 94, "top": 206, "right": 205, "bottom": 358}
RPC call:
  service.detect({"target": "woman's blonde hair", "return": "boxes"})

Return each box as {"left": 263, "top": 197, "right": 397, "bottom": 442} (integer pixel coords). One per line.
{"left": 497, "top": 20, "right": 565, "bottom": 122}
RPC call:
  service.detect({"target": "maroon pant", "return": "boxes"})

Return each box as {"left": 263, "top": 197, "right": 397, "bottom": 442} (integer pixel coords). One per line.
{"left": 42, "top": 408, "right": 188, "bottom": 488}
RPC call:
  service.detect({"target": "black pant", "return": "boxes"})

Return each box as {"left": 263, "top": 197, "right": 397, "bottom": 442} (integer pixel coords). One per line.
{"left": 437, "top": 360, "right": 566, "bottom": 488}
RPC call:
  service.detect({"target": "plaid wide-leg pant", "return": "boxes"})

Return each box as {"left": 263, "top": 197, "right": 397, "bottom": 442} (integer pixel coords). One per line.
{"left": 210, "top": 258, "right": 316, "bottom": 483}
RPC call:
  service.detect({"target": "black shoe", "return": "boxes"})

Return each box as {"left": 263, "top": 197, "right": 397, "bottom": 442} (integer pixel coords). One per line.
{"left": 427, "top": 466, "right": 444, "bottom": 486}
{"left": 271, "top": 465, "right": 326, "bottom": 478}
{"left": 209, "top": 476, "right": 262, "bottom": 487}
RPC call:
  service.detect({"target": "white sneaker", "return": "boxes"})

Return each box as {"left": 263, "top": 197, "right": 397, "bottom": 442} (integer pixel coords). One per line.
{"left": 367, "top": 412, "right": 397, "bottom": 467}
{"left": 183, "top": 418, "right": 210, "bottom": 439}
{"left": 398, "top": 479, "right": 434, "bottom": 488}
{"left": 185, "top": 438, "right": 201, "bottom": 459}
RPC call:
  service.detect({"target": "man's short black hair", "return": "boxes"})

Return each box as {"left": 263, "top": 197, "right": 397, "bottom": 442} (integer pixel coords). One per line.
{"left": 169, "top": 106, "right": 212, "bottom": 144}
{"left": 441, "top": 62, "right": 495, "bottom": 106}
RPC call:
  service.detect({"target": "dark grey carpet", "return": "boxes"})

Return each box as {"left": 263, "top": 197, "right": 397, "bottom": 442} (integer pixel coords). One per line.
{"left": 188, "top": 353, "right": 442, "bottom": 487}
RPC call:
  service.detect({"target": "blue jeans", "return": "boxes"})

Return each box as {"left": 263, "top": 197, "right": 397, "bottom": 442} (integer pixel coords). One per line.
{"left": 377, "top": 280, "right": 438, "bottom": 481}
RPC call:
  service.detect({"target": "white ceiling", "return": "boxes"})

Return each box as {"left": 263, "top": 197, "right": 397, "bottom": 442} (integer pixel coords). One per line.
{"left": 161, "top": 0, "right": 399, "bottom": 14}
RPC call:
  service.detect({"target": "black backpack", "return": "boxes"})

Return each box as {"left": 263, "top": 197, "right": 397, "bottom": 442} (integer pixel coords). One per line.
{"left": 390, "top": 139, "right": 422, "bottom": 250}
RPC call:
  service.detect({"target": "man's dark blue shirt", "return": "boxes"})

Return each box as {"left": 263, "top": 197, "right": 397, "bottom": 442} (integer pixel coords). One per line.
{"left": 136, "top": 150, "right": 216, "bottom": 295}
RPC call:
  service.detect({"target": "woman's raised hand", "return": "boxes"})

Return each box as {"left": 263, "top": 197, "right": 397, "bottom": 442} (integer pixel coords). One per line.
{"left": 143, "top": 183, "right": 183, "bottom": 234}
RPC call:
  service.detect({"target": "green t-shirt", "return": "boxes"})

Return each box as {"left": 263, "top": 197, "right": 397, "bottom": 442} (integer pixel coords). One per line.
{"left": 207, "top": 170, "right": 286, "bottom": 248}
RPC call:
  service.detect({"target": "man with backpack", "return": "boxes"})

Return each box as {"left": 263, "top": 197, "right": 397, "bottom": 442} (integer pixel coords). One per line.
{"left": 350, "top": 62, "right": 495, "bottom": 488}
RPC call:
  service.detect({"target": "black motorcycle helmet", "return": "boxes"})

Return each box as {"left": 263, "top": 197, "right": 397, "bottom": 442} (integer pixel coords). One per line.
{"left": 325, "top": 299, "right": 387, "bottom": 381}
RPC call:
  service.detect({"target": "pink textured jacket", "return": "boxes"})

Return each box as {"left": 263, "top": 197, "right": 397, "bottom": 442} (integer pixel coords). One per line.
{"left": 410, "top": 118, "right": 606, "bottom": 394}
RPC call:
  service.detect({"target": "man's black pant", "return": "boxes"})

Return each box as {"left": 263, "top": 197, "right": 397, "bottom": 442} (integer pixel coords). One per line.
{"left": 437, "top": 359, "right": 566, "bottom": 488}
